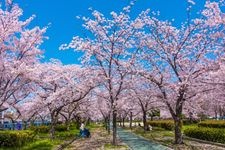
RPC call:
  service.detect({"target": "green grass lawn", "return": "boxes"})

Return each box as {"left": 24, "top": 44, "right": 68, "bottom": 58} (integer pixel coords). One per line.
{"left": 130, "top": 126, "right": 174, "bottom": 147}
{"left": 22, "top": 139, "right": 61, "bottom": 150}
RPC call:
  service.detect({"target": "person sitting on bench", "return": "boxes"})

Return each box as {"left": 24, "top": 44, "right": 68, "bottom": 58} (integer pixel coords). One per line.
{"left": 79, "top": 122, "right": 90, "bottom": 138}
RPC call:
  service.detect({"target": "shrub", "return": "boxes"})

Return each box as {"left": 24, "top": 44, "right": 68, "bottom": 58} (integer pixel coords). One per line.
{"left": 29, "top": 124, "right": 69, "bottom": 133}
{"left": 29, "top": 125, "right": 50, "bottom": 133}
{"left": 183, "top": 119, "right": 199, "bottom": 125}
{"left": 184, "top": 127, "right": 225, "bottom": 143}
{"left": 198, "top": 120, "right": 225, "bottom": 128}
{"left": 148, "top": 120, "right": 174, "bottom": 130}
{"left": 0, "top": 130, "right": 35, "bottom": 147}
{"left": 55, "top": 124, "right": 68, "bottom": 132}
{"left": 56, "top": 131, "right": 76, "bottom": 139}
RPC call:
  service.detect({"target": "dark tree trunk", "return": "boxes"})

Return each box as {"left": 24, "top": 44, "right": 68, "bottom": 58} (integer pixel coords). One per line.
{"left": 188, "top": 112, "right": 193, "bottom": 123}
{"left": 107, "top": 115, "right": 110, "bottom": 134}
{"left": 215, "top": 111, "right": 217, "bottom": 119}
{"left": 104, "top": 117, "right": 108, "bottom": 130}
{"left": 65, "top": 120, "right": 70, "bottom": 131}
{"left": 119, "top": 116, "right": 122, "bottom": 126}
{"left": 122, "top": 118, "right": 125, "bottom": 127}
{"left": 173, "top": 101, "right": 184, "bottom": 144}
{"left": 150, "top": 116, "right": 153, "bottom": 121}
{"left": 23, "top": 121, "right": 27, "bottom": 130}
{"left": 10, "top": 119, "right": 15, "bottom": 130}
{"left": 39, "top": 115, "right": 45, "bottom": 125}
{"left": 143, "top": 111, "right": 149, "bottom": 131}
{"left": 174, "top": 117, "right": 183, "bottom": 144}
{"left": 60, "top": 112, "right": 70, "bottom": 130}
{"left": 86, "top": 117, "right": 90, "bottom": 126}
{"left": 50, "top": 119, "right": 56, "bottom": 139}
{"left": 129, "top": 111, "right": 132, "bottom": 130}
{"left": 112, "top": 110, "right": 117, "bottom": 145}
{"left": 50, "top": 111, "right": 60, "bottom": 139}
{"left": 170, "top": 90, "right": 185, "bottom": 145}
{"left": 219, "top": 106, "right": 223, "bottom": 119}
{"left": 75, "top": 116, "right": 81, "bottom": 129}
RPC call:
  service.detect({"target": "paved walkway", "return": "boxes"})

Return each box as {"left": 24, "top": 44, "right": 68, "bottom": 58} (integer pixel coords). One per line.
{"left": 117, "top": 128, "right": 171, "bottom": 150}
{"left": 65, "top": 127, "right": 128, "bottom": 150}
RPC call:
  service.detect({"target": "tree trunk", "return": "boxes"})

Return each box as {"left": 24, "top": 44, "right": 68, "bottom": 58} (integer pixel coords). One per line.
{"left": 143, "top": 111, "right": 149, "bottom": 131}
{"left": 215, "top": 110, "right": 217, "bottom": 119}
{"left": 219, "top": 106, "right": 223, "bottom": 120}
{"left": 75, "top": 116, "right": 81, "bottom": 129}
{"left": 174, "top": 116, "right": 183, "bottom": 144}
{"left": 122, "top": 118, "right": 125, "bottom": 127}
{"left": 85, "top": 117, "right": 90, "bottom": 126}
{"left": 119, "top": 117, "right": 122, "bottom": 127}
{"left": 129, "top": 111, "right": 132, "bottom": 130}
{"left": 50, "top": 120, "right": 56, "bottom": 139}
{"left": 23, "top": 121, "right": 27, "bottom": 130}
{"left": 65, "top": 120, "right": 70, "bottom": 131}
{"left": 172, "top": 93, "right": 184, "bottom": 144}
{"left": 107, "top": 115, "right": 110, "bottom": 134}
{"left": 50, "top": 113, "right": 57, "bottom": 139}
{"left": 40, "top": 116, "right": 45, "bottom": 125}
{"left": 104, "top": 117, "right": 108, "bottom": 130}
{"left": 112, "top": 110, "right": 117, "bottom": 145}
{"left": 11, "top": 119, "right": 15, "bottom": 130}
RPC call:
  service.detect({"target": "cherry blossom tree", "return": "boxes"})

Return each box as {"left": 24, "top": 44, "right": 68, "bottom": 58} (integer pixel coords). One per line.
{"left": 61, "top": 3, "right": 146, "bottom": 145}
{"left": 200, "top": 60, "right": 225, "bottom": 119}
{"left": 93, "top": 90, "right": 111, "bottom": 133}
{"left": 134, "top": 0, "right": 225, "bottom": 144}
{"left": 17, "top": 97, "right": 51, "bottom": 129}
{"left": 129, "top": 77, "right": 162, "bottom": 131}
{"left": 183, "top": 0, "right": 225, "bottom": 120}
{"left": 117, "top": 102, "right": 131, "bottom": 128}
{"left": 23, "top": 61, "right": 96, "bottom": 138}
{"left": 0, "top": 2, "right": 47, "bottom": 112}
{"left": 59, "top": 100, "right": 88, "bottom": 130}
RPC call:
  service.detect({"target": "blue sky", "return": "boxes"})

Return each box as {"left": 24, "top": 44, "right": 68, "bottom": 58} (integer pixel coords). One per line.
{"left": 11, "top": 0, "right": 205, "bottom": 64}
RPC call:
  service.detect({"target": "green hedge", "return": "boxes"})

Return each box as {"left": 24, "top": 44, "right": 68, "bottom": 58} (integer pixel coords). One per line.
{"left": 56, "top": 131, "right": 76, "bottom": 140}
{"left": 29, "top": 125, "right": 50, "bottom": 133}
{"left": 198, "top": 120, "right": 225, "bottom": 128}
{"left": 148, "top": 120, "right": 174, "bottom": 130}
{"left": 55, "top": 124, "right": 68, "bottom": 132}
{"left": 184, "top": 127, "right": 225, "bottom": 143}
{"left": 0, "top": 130, "right": 35, "bottom": 147}
{"left": 29, "top": 124, "right": 68, "bottom": 133}
{"left": 183, "top": 119, "right": 199, "bottom": 125}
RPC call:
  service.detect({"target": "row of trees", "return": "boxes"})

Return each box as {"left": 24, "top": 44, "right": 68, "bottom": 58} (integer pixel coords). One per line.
{"left": 62, "top": 0, "right": 225, "bottom": 145}
{"left": 0, "top": 1, "right": 98, "bottom": 138}
{"left": 1, "top": 0, "right": 225, "bottom": 145}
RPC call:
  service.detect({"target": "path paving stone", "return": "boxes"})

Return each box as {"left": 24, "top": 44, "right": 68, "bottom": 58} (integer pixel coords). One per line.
{"left": 117, "top": 128, "right": 172, "bottom": 150}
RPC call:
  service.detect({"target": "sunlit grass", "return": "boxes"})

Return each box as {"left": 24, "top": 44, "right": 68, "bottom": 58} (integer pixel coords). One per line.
{"left": 23, "top": 139, "right": 61, "bottom": 150}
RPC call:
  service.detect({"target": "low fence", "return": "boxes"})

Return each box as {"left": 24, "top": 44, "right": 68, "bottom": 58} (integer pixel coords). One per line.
{"left": 0, "top": 121, "right": 50, "bottom": 130}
